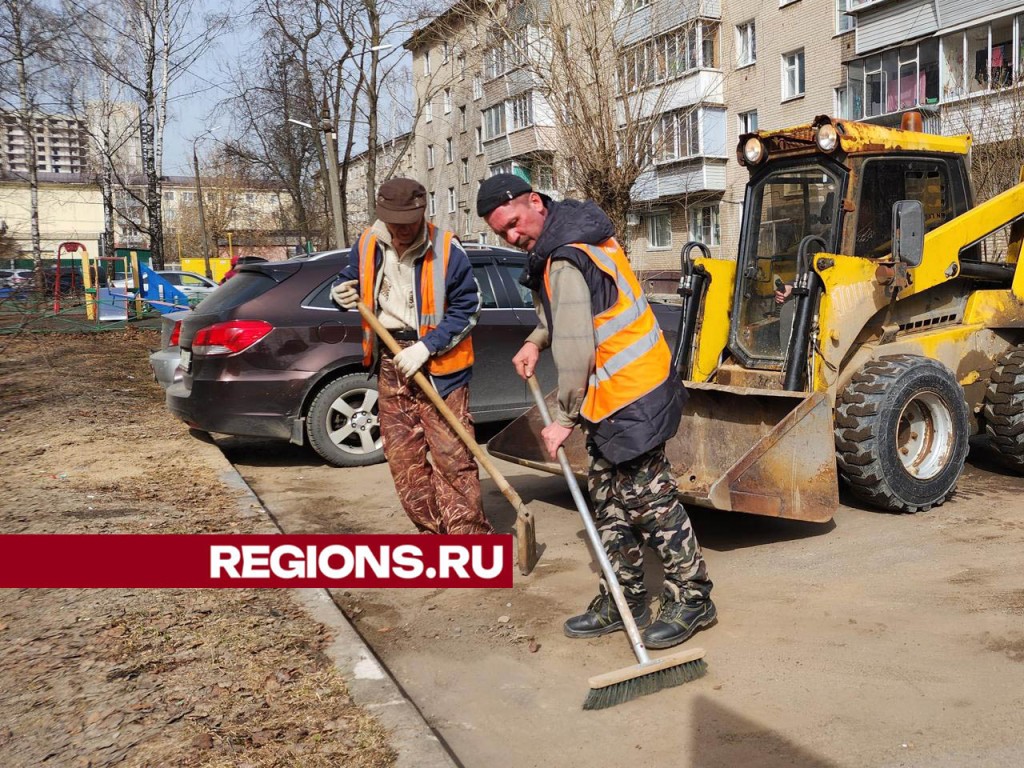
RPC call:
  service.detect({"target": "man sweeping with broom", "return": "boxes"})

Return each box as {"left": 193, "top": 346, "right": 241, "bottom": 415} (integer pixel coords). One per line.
{"left": 479, "top": 175, "right": 715, "bottom": 706}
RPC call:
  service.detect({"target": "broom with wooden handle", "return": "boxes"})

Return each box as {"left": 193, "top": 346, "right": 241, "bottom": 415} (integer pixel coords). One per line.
{"left": 526, "top": 374, "right": 706, "bottom": 709}
{"left": 357, "top": 301, "right": 538, "bottom": 575}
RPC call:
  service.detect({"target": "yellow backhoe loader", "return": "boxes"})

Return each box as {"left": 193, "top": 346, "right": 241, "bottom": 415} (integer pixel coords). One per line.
{"left": 488, "top": 112, "right": 1024, "bottom": 522}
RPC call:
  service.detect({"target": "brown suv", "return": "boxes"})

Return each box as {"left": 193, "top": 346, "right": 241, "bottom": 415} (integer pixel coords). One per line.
{"left": 165, "top": 245, "right": 564, "bottom": 466}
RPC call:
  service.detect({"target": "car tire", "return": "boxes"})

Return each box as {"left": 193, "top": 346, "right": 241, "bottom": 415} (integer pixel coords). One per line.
{"left": 834, "top": 355, "right": 969, "bottom": 513}
{"left": 983, "top": 346, "right": 1024, "bottom": 471}
{"left": 307, "top": 373, "right": 385, "bottom": 467}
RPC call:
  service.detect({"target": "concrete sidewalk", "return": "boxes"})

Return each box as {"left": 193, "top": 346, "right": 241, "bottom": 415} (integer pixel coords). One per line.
{"left": 210, "top": 442, "right": 459, "bottom": 768}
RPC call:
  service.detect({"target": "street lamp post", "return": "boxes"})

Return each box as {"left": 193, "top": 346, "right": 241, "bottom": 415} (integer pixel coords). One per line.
{"left": 192, "top": 127, "right": 220, "bottom": 280}
{"left": 192, "top": 145, "right": 212, "bottom": 279}
{"left": 319, "top": 98, "right": 345, "bottom": 250}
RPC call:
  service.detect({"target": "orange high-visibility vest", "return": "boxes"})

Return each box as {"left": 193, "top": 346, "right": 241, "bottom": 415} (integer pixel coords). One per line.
{"left": 357, "top": 223, "right": 474, "bottom": 375}
{"left": 544, "top": 238, "right": 671, "bottom": 422}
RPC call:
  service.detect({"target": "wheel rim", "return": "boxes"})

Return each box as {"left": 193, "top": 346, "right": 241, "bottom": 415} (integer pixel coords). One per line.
{"left": 325, "top": 386, "right": 382, "bottom": 456}
{"left": 896, "top": 391, "right": 954, "bottom": 480}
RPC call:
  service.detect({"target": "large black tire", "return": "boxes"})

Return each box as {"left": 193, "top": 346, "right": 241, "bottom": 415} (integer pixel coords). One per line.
{"left": 306, "top": 373, "right": 385, "bottom": 467}
{"left": 983, "top": 346, "right": 1024, "bottom": 471}
{"left": 834, "top": 355, "right": 969, "bottom": 513}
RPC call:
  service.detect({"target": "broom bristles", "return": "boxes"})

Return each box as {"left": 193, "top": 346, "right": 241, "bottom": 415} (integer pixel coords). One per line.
{"left": 582, "top": 657, "right": 708, "bottom": 710}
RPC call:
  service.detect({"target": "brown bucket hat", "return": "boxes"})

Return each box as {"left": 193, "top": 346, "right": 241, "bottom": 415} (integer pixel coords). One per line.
{"left": 375, "top": 177, "right": 428, "bottom": 224}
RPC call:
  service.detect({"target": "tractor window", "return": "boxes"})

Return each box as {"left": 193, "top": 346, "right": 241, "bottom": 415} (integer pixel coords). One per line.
{"left": 854, "top": 158, "right": 953, "bottom": 258}
{"left": 734, "top": 162, "right": 842, "bottom": 365}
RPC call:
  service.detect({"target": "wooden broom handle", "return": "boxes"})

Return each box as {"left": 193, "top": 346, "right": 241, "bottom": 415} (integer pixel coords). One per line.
{"left": 356, "top": 301, "right": 528, "bottom": 510}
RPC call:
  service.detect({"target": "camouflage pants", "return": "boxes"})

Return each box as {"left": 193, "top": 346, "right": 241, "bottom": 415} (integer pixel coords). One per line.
{"left": 378, "top": 353, "right": 493, "bottom": 535}
{"left": 586, "top": 440, "right": 712, "bottom": 604}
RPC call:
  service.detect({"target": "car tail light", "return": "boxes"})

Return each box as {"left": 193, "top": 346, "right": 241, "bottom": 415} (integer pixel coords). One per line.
{"left": 169, "top": 320, "right": 182, "bottom": 347}
{"left": 192, "top": 320, "right": 273, "bottom": 356}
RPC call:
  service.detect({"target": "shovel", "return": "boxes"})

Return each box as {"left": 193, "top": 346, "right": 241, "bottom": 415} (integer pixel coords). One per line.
{"left": 357, "top": 301, "right": 539, "bottom": 575}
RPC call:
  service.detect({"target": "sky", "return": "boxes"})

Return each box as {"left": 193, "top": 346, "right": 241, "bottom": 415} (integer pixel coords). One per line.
{"left": 161, "top": 12, "right": 256, "bottom": 177}
{"left": 161, "top": 3, "right": 414, "bottom": 177}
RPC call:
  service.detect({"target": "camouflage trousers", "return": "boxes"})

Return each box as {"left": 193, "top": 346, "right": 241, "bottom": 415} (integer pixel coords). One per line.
{"left": 377, "top": 353, "right": 493, "bottom": 535}
{"left": 586, "top": 440, "right": 712, "bottom": 604}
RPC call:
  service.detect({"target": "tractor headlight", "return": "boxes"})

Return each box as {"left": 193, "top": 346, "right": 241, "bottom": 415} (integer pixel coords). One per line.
{"left": 742, "top": 137, "right": 766, "bottom": 166}
{"left": 816, "top": 123, "right": 839, "bottom": 153}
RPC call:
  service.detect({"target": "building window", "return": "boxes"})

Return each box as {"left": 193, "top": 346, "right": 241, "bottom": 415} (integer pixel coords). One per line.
{"left": 423, "top": 51, "right": 431, "bottom": 76}
{"left": 442, "top": 42, "right": 450, "bottom": 64}
{"left": 689, "top": 204, "right": 720, "bottom": 246}
{"left": 739, "top": 110, "right": 758, "bottom": 133}
{"left": 473, "top": 75, "right": 483, "bottom": 100}
{"left": 475, "top": 127, "right": 484, "bottom": 154}
{"left": 510, "top": 93, "right": 533, "bottom": 130}
{"left": 485, "top": 44, "right": 506, "bottom": 80}
{"left": 163, "top": 191, "right": 175, "bottom": 201}
{"left": 651, "top": 108, "right": 710, "bottom": 162}
{"left": 622, "top": 0, "right": 651, "bottom": 13}
{"left": 445, "top": 137, "right": 453, "bottom": 163}
{"left": 836, "top": 0, "right": 856, "bottom": 34}
{"left": 483, "top": 104, "right": 506, "bottom": 140}
{"left": 835, "top": 86, "right": 850, "bottom": 118}
{"left": 427, "top": 144, "right": 435, "bottom": 169}
{"left": 618, "top": 21, "right": 720, "bottom": 94}
{"left": 646, "top": 212, "right": 671, "bottom": 249}
{"left": 533, "top": 164, "right": 554, "bottom": 192}
{"left": 459, "top": 105, "right": 467, "bottom": 132}
{"left": 428, "top": 192, "right": 436, "bottom": 217}
{"left": 424, "top": 100, "right": 432, "bottom": 123}
{"left": 461, "top": 158, "right": 470, "bottom": 184}
{"left": 737, "top": 21, "right": 755, "bottom": 67}
{"left": 448, "top": 187, "right": 456, "bottom": 213}
{"left": 457, "top": 54, "right": 466, "bottom": 80}
{"left": 844, "top": 38, "right": 939, "bottom": 118}
{"left": 782, "top": 50, "right": 805, "bottom": 99}
{"left": 443, "top": 88, "right": 452, "bottom": 114}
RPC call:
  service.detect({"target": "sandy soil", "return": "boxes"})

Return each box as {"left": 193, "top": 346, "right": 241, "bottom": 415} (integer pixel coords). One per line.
{"left": 0, "top": 330, "right": 395, "bottom": 767}
{"left": 224, "top": 428, "right": 1024, "bottom": 768}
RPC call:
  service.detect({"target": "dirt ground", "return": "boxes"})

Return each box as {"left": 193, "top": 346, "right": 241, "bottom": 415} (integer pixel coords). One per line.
{"left": 224, "top": 421, "right": 1024, "bottom": 767}
{"left": 6, "top": 324, "right": 1024, "bottom": 767}
{"left": 0, "top": 330, "right": 395, "bottom": 768}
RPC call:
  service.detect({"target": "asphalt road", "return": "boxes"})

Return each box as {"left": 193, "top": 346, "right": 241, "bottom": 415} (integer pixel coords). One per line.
{"left": 220, "top": 433, "right": 1024, "bottom": 768}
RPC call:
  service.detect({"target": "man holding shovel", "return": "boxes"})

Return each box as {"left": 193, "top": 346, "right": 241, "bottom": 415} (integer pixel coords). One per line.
{"left": 478, "top": 175, "right": 715, "bottom": 649}
{"left": 331, "top": 177, "right": 492, "bottom": 536}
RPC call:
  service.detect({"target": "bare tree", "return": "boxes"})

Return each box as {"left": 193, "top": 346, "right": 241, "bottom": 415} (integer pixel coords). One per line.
{"left": 65, "top": 0, "right": 228, "bottom": 269}
{"left": 431, "top": 0, "right": 719, "bottom": 243}
{"left": 0, "top": 0, "right": 62, "bottom": 270}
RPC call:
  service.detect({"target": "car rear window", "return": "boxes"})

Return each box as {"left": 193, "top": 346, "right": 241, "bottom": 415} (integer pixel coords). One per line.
{"left": 196, "top": 272, "right": 279, "bottom": 312}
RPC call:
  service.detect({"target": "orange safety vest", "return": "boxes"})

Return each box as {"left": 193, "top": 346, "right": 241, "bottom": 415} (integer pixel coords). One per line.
{"left": 356, "top": 223, "right": 475, "bottom": 376}
{"left": 544, "top": 238, "right": 671, "bottom": 423}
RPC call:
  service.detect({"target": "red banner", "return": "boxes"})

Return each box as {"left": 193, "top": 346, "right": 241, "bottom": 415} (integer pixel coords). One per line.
{"left": 0, "top": 535, "right": 514, "bottom": 588}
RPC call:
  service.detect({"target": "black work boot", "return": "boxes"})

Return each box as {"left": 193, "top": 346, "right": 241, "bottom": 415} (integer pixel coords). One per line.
{"left": 563, "top": 594, "right": 651, "bottom": 639}
{"left": 642, "top": 587, "right": 717, "bottom": 650}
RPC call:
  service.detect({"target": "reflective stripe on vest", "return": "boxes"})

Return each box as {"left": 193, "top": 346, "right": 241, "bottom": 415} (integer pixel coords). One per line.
{"left": 544, "top": 239, "right": 670, "bottom": 422}
{"left": 356, "top": 224, "right": 474, "bottom": 376}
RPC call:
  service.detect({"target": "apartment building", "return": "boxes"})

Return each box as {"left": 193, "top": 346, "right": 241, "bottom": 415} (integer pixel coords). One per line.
{"left": 404, "top": 0, "right": 1020, "bottom": 284}
{"left": 343, "top": 132, "right": 417, "bottom": 236}
{"left": 616, "top": 0, "right": 728, "bottom": 284}
{"left": 1, "top": 114, "right": 90, "bottom": 176}
{"left": 0, "top": 103, "right": 142, "bottom": 178}
{"left": 843, "top": 0, "right": 1023, "bottom": 202}
{"left": 406, "top": 3, "right": 497, "bottom": 243}
{"left": 718, "top": 0, "right": 855, "bottom": 256}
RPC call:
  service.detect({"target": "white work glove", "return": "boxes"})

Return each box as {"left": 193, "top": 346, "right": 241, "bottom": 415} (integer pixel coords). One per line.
{"left": 394, "top": 341, "right": 430, "bottom": 378}
{"left": 330, "top": 279, "right": 358, "bottom": 310}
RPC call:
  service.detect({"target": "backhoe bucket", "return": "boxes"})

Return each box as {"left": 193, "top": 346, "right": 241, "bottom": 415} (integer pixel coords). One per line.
{"left": 487, "top": 382, "right": 839, "bottom": 523}
{"left": 667, "top": 383, "right": 838, "bottom": 522}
